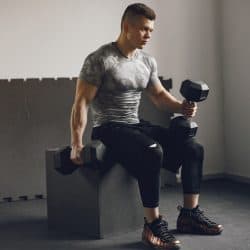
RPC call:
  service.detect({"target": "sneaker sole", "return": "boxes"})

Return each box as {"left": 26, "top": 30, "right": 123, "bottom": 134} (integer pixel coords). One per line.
{"left": 177, "top": 226, "right": 223, "bottom": 235}
{"left": 142, "top": 238, "right": 181, "bottom": 250}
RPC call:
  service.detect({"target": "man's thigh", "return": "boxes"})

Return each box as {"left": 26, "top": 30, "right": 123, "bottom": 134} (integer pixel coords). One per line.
{"left": 138, "top": 121, "right": 185, "bottom": 173}
{"left": 91, "top": 122, "right": 159, "bottom": 176}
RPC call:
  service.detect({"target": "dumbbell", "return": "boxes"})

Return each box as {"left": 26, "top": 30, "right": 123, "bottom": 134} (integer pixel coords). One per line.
{"left": 54, "top": 140, "right": 107, "bottom": 175}
{"left": 169, "top": 80, "right": 209, "bottom": 139}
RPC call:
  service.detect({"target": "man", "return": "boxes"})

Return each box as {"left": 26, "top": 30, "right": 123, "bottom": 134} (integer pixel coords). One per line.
{"left": 70, "top": 3, "right": 223, "bottom": 250}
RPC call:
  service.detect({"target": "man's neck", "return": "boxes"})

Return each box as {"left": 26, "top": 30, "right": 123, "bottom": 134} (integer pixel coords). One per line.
{"left": 115, "top": 36, "right": 137, "bottom": 59}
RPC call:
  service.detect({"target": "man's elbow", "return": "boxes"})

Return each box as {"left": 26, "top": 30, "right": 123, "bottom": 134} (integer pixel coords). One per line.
{"left": 151, "top": 91, "right": 165, "bottom": 110}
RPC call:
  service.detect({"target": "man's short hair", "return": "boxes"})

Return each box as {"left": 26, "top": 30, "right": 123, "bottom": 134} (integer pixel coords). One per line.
{"left": 121, "top": 3, "right": 156, "bottom": 30}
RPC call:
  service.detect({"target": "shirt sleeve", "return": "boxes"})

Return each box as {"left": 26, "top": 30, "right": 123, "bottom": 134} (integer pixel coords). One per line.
{"left": 78, "top": 52, "right": 104, "bottom": 87}
{"left": 148, "top": 56, "right": 161, "bottom": 87}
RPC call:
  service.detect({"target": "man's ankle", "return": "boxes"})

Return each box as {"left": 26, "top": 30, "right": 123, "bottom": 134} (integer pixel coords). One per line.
{"left": 183, "top": 204, "right": 198, "bottom": 210}
{"left": 146, "top": 215, "right": 160, "bottom": 224}
{"left": 144, "top": 206, "right": 160, "bottom": 223}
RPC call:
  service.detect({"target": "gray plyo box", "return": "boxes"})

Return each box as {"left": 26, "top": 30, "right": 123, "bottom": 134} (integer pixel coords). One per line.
{"left": 46, "top": 149, "right": 143, "bottom": 239}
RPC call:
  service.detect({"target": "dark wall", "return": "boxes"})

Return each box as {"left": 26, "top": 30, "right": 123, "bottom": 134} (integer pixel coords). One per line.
{"left": 0, "top": 77, "right": 172, "bottom": 201}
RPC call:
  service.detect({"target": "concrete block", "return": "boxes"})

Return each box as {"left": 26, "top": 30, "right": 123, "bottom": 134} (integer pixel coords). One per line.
{"left": 46, "top": 149, "right": 143, "bottom": 239}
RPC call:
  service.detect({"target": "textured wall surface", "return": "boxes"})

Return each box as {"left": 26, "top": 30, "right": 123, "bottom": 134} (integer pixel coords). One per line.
{"left": 0, "top": 77, "right": 172, "bottom": 201}
{"left": 221, "top": 0, "right": 250, "bottom": 178}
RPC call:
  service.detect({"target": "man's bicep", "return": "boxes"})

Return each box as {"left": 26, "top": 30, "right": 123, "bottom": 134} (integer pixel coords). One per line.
{"left": 146, "top": 81, "right": 174, "bottom": 109}
{"left": 146, "top": 80, "right": 165, "bottom": 100}
{"left": 74, "top": 78, "right": 98, "bottom": 105}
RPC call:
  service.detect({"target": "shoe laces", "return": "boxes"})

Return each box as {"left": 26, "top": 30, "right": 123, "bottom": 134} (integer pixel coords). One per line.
{"left": 194, "top": 207, "right": 217, "bottom": 226}
{"left": 149, "top": 217, "right": 176, "bottom": 243}
{"left": 178, "top": 205, "right": 217, "bottom": 226}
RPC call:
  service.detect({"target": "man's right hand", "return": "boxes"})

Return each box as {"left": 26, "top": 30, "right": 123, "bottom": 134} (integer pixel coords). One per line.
{"left": 70, "top": 145, "right": 84, "bottom": 165}
{"left": 70, "top": 79, "right": 98, "bottom": 166}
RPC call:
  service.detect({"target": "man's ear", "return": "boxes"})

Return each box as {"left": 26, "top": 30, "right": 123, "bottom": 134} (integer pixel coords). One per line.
{"left": 123, "top": 21, "right": 129, "bottom": 33}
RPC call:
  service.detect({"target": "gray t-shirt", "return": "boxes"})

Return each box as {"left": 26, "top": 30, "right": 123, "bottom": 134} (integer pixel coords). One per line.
{"left": 79, "top": 42, "right": 160, "bottom": 127}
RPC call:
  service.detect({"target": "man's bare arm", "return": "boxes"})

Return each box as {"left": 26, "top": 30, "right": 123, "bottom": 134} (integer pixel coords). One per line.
{"left": 70, "top": 78, "right": 98, "bottom": 164}
{"left": 146, "top": 81, "right": 197, "bottom": 117}
{"left": 146, "top": 81, "right": 183, "bottom": 113}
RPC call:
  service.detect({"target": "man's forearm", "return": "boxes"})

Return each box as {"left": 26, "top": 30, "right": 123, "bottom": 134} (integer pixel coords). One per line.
{"left": 70, "top": 102, "right": 88, "bottom": 147}
{"left": 157, "top": 89, "right": 183, "bottom": 114}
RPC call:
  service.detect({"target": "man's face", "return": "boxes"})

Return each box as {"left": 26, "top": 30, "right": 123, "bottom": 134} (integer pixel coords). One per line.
{"left": 125, "top": 16, "right": 154, "bottom": 49}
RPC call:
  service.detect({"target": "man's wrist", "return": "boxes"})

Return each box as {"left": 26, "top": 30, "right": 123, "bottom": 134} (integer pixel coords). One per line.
{"left": 71, "top": 143, "right": 84, "bottom": 149}
{"left": 175, "top": 101, "right": 183, "bottom": 114}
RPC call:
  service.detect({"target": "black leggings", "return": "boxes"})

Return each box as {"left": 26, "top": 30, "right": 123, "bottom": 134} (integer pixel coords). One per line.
{"left": 91, "top": 120, "right": 204, "bottom": 208}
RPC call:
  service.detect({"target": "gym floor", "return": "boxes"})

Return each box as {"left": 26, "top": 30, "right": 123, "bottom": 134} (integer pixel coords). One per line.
{"left": 0, "top": 179, "right": 249, "bottom": 250}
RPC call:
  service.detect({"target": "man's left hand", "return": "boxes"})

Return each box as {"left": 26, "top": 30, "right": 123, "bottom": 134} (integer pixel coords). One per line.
{"left": 181, "top": 100, "right": 197, "bottom": 118}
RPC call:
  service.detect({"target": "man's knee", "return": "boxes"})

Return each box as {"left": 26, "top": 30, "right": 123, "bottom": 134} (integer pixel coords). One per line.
{"left": 143, "top": 142, "right": 163, "bottom": 172}
{"left": 184, "top": 140, "right": 204, "bottom": 161}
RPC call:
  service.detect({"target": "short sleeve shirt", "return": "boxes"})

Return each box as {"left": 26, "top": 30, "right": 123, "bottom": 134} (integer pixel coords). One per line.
{"left": 79, "top": 42, "right": 161, "bottom": 127}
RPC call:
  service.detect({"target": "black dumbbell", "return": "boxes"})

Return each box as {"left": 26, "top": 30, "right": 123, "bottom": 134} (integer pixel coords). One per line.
{"left": 54, "top": 140, "right": 107, "bottom": 175}
{"left": 169, "top": 80, "right": 209, "bottom": 139}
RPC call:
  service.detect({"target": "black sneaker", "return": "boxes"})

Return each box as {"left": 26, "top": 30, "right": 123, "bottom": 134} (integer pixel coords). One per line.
{"left": 176, "top": 205, "right": 223, "bottom": 235}
{"left": 142, "top": 215, "right": 181, "bottom": 250}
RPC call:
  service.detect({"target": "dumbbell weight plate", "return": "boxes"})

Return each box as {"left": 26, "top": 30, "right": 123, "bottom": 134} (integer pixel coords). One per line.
{"left": 169, "top": 116, "right": 198, "bottom": 139}
{"left": 54, "top": 146, "right": 79, "bottom": 175}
